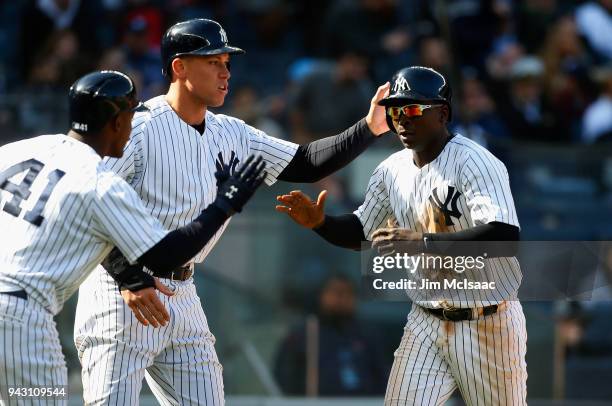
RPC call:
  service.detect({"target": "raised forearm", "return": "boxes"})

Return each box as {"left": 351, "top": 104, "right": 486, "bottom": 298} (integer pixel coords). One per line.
{"left": 279, "top": 119, "right": 381, "bottom": 182}
{"left": 313, "top": 214, "right": 367, "bottom": 250}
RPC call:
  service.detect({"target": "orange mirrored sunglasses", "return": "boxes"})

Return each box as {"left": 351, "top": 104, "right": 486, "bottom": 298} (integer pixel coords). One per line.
{"left": 387, "top": 104, "right": 441, "bottom": 120}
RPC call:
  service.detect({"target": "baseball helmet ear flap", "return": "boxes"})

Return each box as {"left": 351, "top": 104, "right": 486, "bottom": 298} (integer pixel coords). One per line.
{"left": 68, "top": 70, "right": 147, "bottom": 134}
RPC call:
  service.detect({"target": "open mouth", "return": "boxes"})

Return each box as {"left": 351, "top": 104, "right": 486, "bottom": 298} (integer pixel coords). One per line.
{"left": 218, "top": 85, "right": 228, "bottom": 92}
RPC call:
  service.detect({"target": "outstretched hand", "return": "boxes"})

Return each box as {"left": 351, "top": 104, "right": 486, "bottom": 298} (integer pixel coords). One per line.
{"left": 214, "top": 155, "right": 267, "bottom": 216}
{"left": 275, "top": 190, "right": 327, "bottom": 229}
{"left": 366, "top": 82, "right": 391, "bottom": 136}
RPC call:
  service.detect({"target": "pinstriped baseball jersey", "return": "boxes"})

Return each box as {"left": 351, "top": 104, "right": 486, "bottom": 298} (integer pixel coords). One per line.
{"left": 354, "top": 134, "right": 522, "bottom": 307}
{"left": 0, "top": 134, "right": 168, "bottom": 315}
{"left": 384, "top": 301, "right": 527, "bottom": 405}
{"left": 103, "top": 95, "right": 298, "bottom": 262}
{"left": 75, "top": 95, "right": 299, "bottom": 405}
{"left": 353, "top": 134, "right": 528, "bottom": 405}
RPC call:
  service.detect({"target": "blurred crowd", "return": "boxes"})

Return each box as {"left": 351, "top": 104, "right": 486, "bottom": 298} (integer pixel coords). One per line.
{"left": 2, "top": 1, "right": 612, "bottom": 399}
{"left": 0, "top": 0, "right": 611, "bottom": 145}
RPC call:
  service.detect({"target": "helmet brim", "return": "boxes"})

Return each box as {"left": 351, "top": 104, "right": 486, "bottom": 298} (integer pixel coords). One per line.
{"left": 190, "top": 45, "right": 245, "bottom": 56}
{"left": 162, "top": 45, "right": 246, "bottom": 76}
{"left": 378, "top": 92, "right": 444, "bottom": 107}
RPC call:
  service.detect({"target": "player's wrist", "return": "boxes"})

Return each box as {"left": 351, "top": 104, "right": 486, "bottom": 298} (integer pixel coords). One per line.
{"left": 212, "top": 198, "right": 236, "bottom": 217}
{"left": 118, "top": 271, "right": 156, "bottom": 292}
{"left": 312, "top": 215, "right": 326, "bottom": 230}
{"left": 364, "top": 116, "right": 382, "bottom": 137}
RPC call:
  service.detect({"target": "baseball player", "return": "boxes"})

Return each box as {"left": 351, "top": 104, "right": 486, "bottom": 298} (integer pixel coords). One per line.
{"left": 0, "top": 70, "right": 265, "bottom": 405}
{"left": 74, "top": 19, "right": 390, "bottom": 405}
{"left": 276, "top": 66, "right": 527, "bottom": 405}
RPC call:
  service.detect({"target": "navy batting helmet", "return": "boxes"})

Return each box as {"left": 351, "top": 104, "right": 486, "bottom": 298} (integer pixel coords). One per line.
{"left": 68, "top": 70, "right": 147, "bottom": 134}
{"left": 379, "top": 66, "right": 452, "bottom": 131}
{"left": 161, "top": 19, "right": 245, "bottom": 76}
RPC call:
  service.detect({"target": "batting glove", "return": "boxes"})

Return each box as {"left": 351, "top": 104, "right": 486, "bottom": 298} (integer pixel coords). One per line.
{"left": 213, "top": 155, "right": 267, "bottom": 216}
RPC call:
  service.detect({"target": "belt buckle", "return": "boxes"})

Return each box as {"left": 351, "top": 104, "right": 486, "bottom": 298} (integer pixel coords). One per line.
{"left": 170, "top": 267, "right": 193, "bottom": 281}
{"left": 441, "top": 307, "right": 471, "bottom": 321}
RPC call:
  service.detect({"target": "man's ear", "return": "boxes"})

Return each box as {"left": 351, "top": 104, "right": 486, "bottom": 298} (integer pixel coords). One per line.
{"left": 171, "top": 58, "right": 186, "bottom": 80}
{"left": 111, "top": 113, "right": 122, "bottom": 132}
{"left": 440, "top": 105, "right": 449, "bottom": 124}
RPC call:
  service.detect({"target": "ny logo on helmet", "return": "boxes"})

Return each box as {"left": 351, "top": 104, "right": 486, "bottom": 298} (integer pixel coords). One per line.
{"left": 219, "top": 28, "right": 228, "bottom": 44}
{"left": 393, "top": 76, "right": 411, "bottom": 93}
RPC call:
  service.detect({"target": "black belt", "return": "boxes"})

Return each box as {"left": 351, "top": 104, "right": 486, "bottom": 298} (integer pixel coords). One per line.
{"left": 0, "top": 290, "right": 27, "bottom": 300}
{"left": 423, "top": 304, "right": 499, "bottom": 321}
{"left": 155, "top": 265, "right": 194, "bottom": 281}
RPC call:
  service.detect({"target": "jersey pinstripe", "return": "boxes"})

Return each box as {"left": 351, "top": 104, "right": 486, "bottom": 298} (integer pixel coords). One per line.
{"left": 352, "top": 134, "right": 527, "bottom": 405}
{"left": 0, "top": 134, "right": 168, "bottom": 315}
{"left": 355, "top": 134, "right": 522, "bottom": 308}
{"left": 75, "top": 95, "right": 299, "bottom": 405}
{"left": 384, "top": 301, "right": 527, "bottom": 405}
{"left": 0, "top": 134, "right": 169, "bottom": 405}
{"left": 104, "top": 95, "right": 297, "bottom": 262}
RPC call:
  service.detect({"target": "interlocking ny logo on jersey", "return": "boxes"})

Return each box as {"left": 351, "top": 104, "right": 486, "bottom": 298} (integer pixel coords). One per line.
{"left": 393, "top": 76, "right": 411, "bottom": 93}
{"left": 428, "top": 186, "right": 462, "bottom": 226}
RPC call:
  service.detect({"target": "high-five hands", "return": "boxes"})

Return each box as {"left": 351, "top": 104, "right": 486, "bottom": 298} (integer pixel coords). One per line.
{"left": 214, "top": 155, "right": 267, "bottom": 216}
{"left": 275, "top": 190, "right": 328, "bottom": 229}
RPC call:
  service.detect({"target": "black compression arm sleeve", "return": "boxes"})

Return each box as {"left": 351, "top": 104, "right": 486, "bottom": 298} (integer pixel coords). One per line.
{"left": 313, "top": 214, "right": 367, "bottom": 250}
{"left": 137, "top": 205, "right": 229, "bottom": 273}
{"left": 278, "top": 119, "right": 383, "bottom": 183}
{"left": 423, "top": 222, "right": 519, "bottom": 257}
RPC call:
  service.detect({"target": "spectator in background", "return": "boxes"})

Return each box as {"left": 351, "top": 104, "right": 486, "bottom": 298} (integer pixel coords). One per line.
{"left": 123, "top": 0, "right": 165, "bottom": 49}
{"left": 323, "top": 0, "right": 409, "bottom": 58}
{"left": 97, "top": 46, "right": 145, "bottom": 101}
{"left": 486, "top": 39, "right": 525, "bottom": 82}
{"left": 97, "top": 47, "right": 129, "bottom": 72}
{"left": 575, "top": 0, "right": 612, "bottom": 63}
{"left": 27, "top": 29, "right": 90, "bottom": 90}
{"left": 18, "top": 29, "right": 89, "bottom": 135}
{"left": 540, "top": 15, "right": 591, "bottom": 139}
{"left": 517, "top": 0, "right": 562, "bottom": 54}
{"left": 445, "top": 0, "right": 507, "bottom": 74}
{"left": 418, "top": 36, "right": 452, "bottom": 79}
{"left": 274, "top": 274, "right": 388, "bottom": 396}
{"left": 557, "top": 245, "right": 612, "bottom": 399}
{"left": 227, "top": 84, "right": 285, "bottom": 140}
{"left": 123, "top": 16, "right": 165, "bottom": 100}
{"left": 451, "top": 70, "right": 509, "bottom": 148}
{"left": 322, "top": 0, "right": 412, "bottom": 81}
{"left": 582, "top": 65, "right": 612, "bottom": 143}
{"left": 20, "top": 0, "right": 101, "bottom": 81}
{"left": 497, "top": 56, "right": 565, "bottom": 141}
{"left": 289, "top": 50, "right": 374, "bottom": 144}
